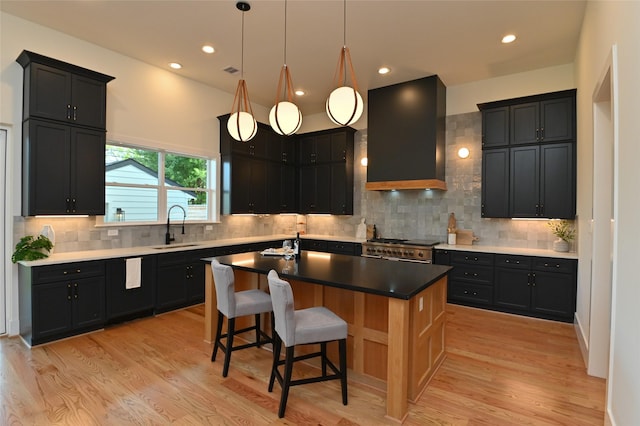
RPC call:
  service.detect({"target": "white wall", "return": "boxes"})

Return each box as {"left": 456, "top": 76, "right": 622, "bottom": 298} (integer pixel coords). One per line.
{"left": 574, "top": 1, "right": 640, "bottom": 425}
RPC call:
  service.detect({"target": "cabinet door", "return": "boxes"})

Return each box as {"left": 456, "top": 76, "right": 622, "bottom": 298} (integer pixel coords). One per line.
{"left": 72, "top": 276, "right": 106, "bottom": 330}
{"left": 494, "top": 268, "right": 531, "bottom": 311}
{"left": 531, "top": 271, "right": 576, "bottom": 319}
{"left": 156, "top": 263, "right": 188, "bottom": 312}
{"left": 71, "top": 127, "right": 105, "bottom": 215}
{"left": 540, "top": 97, "right": 574, "bottom": 143}
{"left": 299, "top": 164, "right": 331, "bottom": 213}
{"left": 482, "top": 148, "right": 509, "bottom": 218}
{"left": 26, "top": 63, "right": 72, "bottom": 123}
{"left": 105, "top": 257, "right": 155, "bottom": 321}
{"left": 510, "top": 102, "right": 539, "bottom": 145}
{"left": 330, "top": 162, "right": 353, "bottom": 215}
{"left": 540, "top": 143, "right": 575, "bottom": 219}
{"left": 510, "top": 145, "right": 539, "bottom": 218}
{"left": 230, "top": 156, "right": 267, "bottom": 213}
{"left": 23, "top": 119, "right": 71, "bottom": 215}
{"left": 32, "top": 281, "right": 73, "bottom": 342}
{"left": 280, "top": 164, "right": 298, "bottom": 213}
{"left": 482, "top": 107, "right": 509, "bottom": 148}
{"left": 186, "top": 262, "right": 206, "bottom": 304}
{"left": 71, "top": 74, "right": 108, "bottom": 129}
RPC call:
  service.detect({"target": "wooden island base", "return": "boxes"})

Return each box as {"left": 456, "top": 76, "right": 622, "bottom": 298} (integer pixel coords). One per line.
{"left": 204, "top": 265, "right": 447, "bottom": 422}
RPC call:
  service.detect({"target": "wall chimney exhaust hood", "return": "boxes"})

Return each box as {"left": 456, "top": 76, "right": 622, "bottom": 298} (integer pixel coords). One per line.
{"left": 365, "top": 75, "right": 446, "bottom": 191}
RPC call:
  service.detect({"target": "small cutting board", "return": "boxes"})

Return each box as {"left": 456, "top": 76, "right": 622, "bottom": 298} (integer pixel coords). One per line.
{"left": 456, "top": 230, "right": 478, "bottom": 245}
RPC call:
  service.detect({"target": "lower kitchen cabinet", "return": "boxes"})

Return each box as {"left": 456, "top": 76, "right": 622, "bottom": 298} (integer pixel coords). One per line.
{"left": 155, "top": 249, "right": 212, "bottom": 313}
{"left": 434, "top": 249, "right": 577, "bottom": 322}
{"left": 105, "top": 256, "right": 156, "bottom": 323}
{"left": 300, "top": 239, "right": 361, "bottom": 256}
{"left": 19, "top": 260, "right": 106, "bottom": 346}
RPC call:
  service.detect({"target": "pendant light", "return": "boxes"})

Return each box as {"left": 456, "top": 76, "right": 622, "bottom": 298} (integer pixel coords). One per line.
{"left": 228, "top": 1, "right": 257, "bottom": 142}
{"left": 269, "top": 0, "right": 302, "bottom": 135}
{"left": 326, "top": 0, "right": 363, "bottom": 127}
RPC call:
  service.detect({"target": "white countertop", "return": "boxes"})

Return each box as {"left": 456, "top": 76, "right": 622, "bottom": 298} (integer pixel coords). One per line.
{"left": 434, "top": 243, "right": 578, "bottom": 260}
{"left": 18, "top": 234, "right": 368, "bottom": 267}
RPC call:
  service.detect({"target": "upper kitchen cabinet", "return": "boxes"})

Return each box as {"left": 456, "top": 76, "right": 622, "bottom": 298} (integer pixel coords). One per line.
{"left": 17, "top": 50, "right": 114, "bottom": 130}
{"left": 366, "top": 75, "right": 446, "bottom": 190}
{"left": 219, "top": 114, "right": 297, "bottom": 214}
{"left": 478, "top": 90, "right": 576, "bottom": 219}
{"left": 17, "top": 51, "right": 114, "bottom": 216}
{"left": 297, "top": 127, "right": 354, "bottom": 215}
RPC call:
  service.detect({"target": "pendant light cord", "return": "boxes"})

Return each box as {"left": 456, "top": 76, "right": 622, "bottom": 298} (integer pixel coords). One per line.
{"left": 241, "top": 10, "right": 245, "bottom": 79}
{"left": 283, "top": 0, "right": 288, "bottom": 65}
{"left": 343, "top": 0, "right": 347, "bottom": 47}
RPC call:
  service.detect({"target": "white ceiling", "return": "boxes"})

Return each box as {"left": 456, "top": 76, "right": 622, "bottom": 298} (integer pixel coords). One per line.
{"left": 1, "top": 0, "right": 586, "bottom": 115}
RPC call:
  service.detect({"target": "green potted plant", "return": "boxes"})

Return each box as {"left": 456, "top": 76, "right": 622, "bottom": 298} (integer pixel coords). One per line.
{"left": 547, "top": 220, "right": 575, "bottom": 252}
{"left": 11, "top": 235, "right": 54, "bottom": 263}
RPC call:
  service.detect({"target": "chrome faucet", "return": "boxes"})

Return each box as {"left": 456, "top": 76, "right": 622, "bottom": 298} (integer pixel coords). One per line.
{"left": 166, "top": 204, "right": 186, "bottom": 244}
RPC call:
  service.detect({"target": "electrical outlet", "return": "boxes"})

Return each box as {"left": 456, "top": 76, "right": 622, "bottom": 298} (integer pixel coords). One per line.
{"left": 419, "top": 296, "right": 424, "bottom": 312}
{"left": 205, "top": 225, "right": 213, "bottom": 231}
{"left": 107, "top": 229, "right": 118, "bottom": 236}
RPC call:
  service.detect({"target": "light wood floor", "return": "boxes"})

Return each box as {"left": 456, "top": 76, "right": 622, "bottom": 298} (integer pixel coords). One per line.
{"left": 1, "top": 304, "right": 605, "bottom": 425}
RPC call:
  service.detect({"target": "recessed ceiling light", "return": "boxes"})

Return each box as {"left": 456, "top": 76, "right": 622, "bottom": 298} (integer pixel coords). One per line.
{"left": 169, "top": 62, "right": 182, "bottom": 69}
{"left": 502, "top": 34, "right": 516, "bottom": 44}
{"left": 378, "top": 67, "right": 390, "bottom": 75}
{"left": 295, "top": 90, "right": 305, "bottom": 96}
{"left": 202, "top": 45, "right": 215, "bottom": 54}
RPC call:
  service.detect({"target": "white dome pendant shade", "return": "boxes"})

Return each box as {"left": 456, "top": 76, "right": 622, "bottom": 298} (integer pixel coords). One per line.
{"left": 269, "top": 1, "right": 302, "bottom": 136}
{"left": 228, "top": 2, "right": 257, "bottom": 142}
{"left": 326, "top": 84, "right": 363, "bottom": 126}
{"left": 270, "top": 100, "right": 302, "bottom": 135}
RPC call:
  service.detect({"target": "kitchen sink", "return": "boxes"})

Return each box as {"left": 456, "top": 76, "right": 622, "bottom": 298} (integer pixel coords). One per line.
{"left": 151, "top": 243, "right": 200, "bottom": 250}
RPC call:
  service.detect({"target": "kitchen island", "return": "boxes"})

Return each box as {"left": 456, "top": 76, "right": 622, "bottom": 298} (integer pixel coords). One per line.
{"left": 203, "top": 251, "right": 451, "bottom": 422}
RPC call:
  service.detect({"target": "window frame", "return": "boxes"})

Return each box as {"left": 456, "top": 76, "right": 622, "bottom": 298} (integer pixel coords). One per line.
{"left": 97, "top": 140, "right": 219, "bottom": 227}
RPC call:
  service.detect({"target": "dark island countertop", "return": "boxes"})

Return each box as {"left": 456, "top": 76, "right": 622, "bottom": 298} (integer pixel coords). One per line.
{"left": 204, "top": 251, "right": 452, "bottom": 300}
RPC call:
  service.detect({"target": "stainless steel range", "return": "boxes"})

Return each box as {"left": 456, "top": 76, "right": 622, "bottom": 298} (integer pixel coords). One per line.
{"left": 361, "top": 238, "right": 441, "bottom": 263}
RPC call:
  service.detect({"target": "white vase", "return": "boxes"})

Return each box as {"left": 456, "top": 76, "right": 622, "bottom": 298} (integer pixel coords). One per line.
{"left": 40, "top": 224, "right": 55, "bottom": 254}
{"left": 553, "top": 238, "right": 569, "bottom": 252}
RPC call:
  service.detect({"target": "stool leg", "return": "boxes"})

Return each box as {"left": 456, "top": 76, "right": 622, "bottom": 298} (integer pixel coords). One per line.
{"left": 278, "top": 346, "right": 295, "bottom": 418}
{"left": 255, "top": 313, "right": 261, "bottom": 347}
{"left": 321, "top": 342, "right": 327, "bottom": 376}
{"left": 268, "top": 333, "right": 281, "bottom": 392}
{"left": 222, "top": 318, "right": 235, "bottom": 377}
{"left": 211, "top": 311, "right": 224, "bottom": 362}
{"left": 339, "top": 338, "right": 348, "bottom": 405}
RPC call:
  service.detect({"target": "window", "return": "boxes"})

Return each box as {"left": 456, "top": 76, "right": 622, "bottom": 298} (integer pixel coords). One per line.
{"left": 104, "top": 144, "right": 217, "bottom": 224}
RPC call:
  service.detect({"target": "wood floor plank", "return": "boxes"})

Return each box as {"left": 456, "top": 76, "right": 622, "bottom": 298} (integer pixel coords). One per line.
{"left": 1, "top": 303, "right": 605, "bottom": 425}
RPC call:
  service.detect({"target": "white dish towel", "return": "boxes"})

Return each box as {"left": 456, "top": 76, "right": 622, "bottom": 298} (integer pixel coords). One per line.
{"left": 125, "top": 257, "right": 142, "bottom": 289}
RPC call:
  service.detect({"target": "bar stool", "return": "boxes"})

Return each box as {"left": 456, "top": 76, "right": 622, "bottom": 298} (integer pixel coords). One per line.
{"left": 210, "top": 259, "right": 273, "bottom": 377}
{"left": 266, "top": 270, "right": 348, "bottom": 418}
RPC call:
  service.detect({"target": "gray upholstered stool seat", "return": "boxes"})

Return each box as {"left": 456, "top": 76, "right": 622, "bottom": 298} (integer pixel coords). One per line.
{"left": 267, "top": 269, "right": 348, "bottom": 418}
{"left": 211, "top": 259, "right": 273, "bottom": 377}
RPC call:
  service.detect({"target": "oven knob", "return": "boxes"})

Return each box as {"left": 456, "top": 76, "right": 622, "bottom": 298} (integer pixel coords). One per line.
{"left": 418, "top": 252, "right": 424, "bottom": 258}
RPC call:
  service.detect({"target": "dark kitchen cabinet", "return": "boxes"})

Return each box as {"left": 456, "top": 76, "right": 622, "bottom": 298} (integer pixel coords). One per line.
{"left": 229, "top": 155, "right": 268, "bottom": 214}
{"left": 105, "top": 256, "right": 156, "bottom": 323}
{"left": 447, "top": 251, "right": 495, "bottom": 307}
{"left": 481, "top": 148, "right": 510, "bottom": 218}
{"left": 511, "top": 97, "right": 575, "bottom": 145}
{"left": 19, "top": 260, "right": 106, "bottom": 346}
{"left": 510, "top": 143, "right": 575, "bottom": 218}
{"left": 267, "top": 162, "right": 297, "bottom": 213}
{"left": 481, "top": 106, "right": 509, "bottom": 148}
{"left": 297, "top": 127, "right": 354, "bottom": 215}
{"left": 23, "top": 119, "right": 106, "bottom": 215}
{"left": 17, "top": 50, "right": 114, "bottom": 217}
{"left": 479, "top": 90, "right": 576, "bottom": 219}
{"left": 156, "top": 250, "right": 211, "bottom": 313}
{"left": 494, "top": 254, "right": 576, "bottom": 322}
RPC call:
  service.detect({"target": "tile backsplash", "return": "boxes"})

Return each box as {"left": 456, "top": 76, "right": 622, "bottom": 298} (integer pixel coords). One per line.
{"left": 13, "top": 111, "right": 573, "bottom": 254}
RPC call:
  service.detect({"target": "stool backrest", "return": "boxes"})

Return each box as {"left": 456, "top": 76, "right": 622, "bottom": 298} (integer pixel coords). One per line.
{"left": 267, "top": 270, "right": 296, "bottom": 346}
{"left": 211, "top": 259, "right": 236, "bottom": 317}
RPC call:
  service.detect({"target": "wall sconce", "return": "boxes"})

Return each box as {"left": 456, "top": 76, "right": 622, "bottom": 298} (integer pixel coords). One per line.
{"left": 457, "top": 147, "right": 470, "bottom": 159}
{"left": 360, "top": 157, "right": 368, "bottom": 166}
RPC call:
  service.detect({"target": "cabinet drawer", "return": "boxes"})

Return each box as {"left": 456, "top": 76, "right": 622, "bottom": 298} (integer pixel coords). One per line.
{"left": 450, "top": 265, "right": 493, "bottom": 284}
{"left": 449, "top": 281, "right": 493, "bottom": 305}
{"left": 327, "top": 241, "right": 355, "bottom": 255}
{"left": 532, "top": 257, "right": 576, "bottom": 274}
{"left": 32, "top": 261, "right": 104, "bottom": 284}
{"left": 495, "top": 254, "right": 531, "bottom": 270}
{"left": 301, "top": 239, "right": 328, "bottom": 252}
{"left": 451, "top": 251, "right": 494, "bottom": 267}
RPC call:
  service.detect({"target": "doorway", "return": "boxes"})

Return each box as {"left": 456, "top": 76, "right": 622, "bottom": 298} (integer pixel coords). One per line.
{"left": 588, "top": 46, "right": 618, "bottom": 378}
